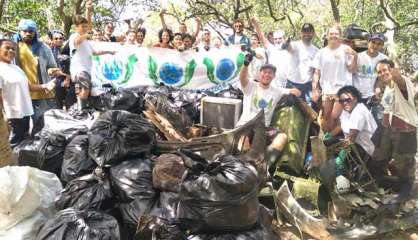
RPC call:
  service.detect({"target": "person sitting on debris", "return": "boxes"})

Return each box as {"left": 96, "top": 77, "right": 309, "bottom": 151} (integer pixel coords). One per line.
{"left": 369, "top": 59, "right": 418, "bottom": 201}
{"left": 236, "top": 53, "right": 301, "bottom": 177}
{"left": 331, "top": 86, "right": 377, "bottom": 193}
{"left": 336, "top": 86, "right": 377, "bottom": 156}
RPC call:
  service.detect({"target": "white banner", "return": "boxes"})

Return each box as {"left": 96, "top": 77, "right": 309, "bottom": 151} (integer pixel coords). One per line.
{"left": 90, "top": 43, "right": 245, "bottom": 95}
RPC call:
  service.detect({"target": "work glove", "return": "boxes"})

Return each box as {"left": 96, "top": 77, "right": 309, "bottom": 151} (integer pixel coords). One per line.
{"left": 243, "top": 53, "right": 254, "bottom": 66}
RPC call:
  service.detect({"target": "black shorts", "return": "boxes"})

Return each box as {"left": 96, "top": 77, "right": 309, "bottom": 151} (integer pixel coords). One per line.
{"left": 73, "top": 71, "right": 91, "bottom": 93}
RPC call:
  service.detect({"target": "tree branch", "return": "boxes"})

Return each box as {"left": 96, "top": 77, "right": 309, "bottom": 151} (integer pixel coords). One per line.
{"left": 378, "top": 0, "right": 400, "bottom": 27}
{"left": 266, "top": 0, "right": 285, "bottom": 22}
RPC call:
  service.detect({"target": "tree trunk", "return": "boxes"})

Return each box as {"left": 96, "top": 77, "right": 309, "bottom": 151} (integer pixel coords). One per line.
{"left": 329, "top": 0, "right": 340, "bottom": 23}
{"left": 0, "top": 0, "right": 8, "bottom": 23}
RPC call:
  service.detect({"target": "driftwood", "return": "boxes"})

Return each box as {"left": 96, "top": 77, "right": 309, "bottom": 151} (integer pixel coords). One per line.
{"left": 143, "top": 102, "right": 188, "bottom": 142}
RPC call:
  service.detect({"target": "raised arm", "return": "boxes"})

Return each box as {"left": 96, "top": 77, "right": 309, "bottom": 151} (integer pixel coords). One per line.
{"left": 193, "top": 17, "right": 202, "bottom": 40}
{"left": 345, "top": 47, "right": 358, "bottom": 73}
{"left": 391, "top": 68, "right": 407, "bottom": 91}
{"left": 312, "top": 68, "right": 321, "bottom": 102}
{"left": 240, "top": 54, "right": 254, "bottom": 89}
{"left": 159, "top": 9, "right": 168, "bottom": 30}
{"left": 250, "top": 17, "right": 269, "bottom": 49}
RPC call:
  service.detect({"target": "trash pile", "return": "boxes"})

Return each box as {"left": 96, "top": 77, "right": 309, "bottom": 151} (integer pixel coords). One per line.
{"left": 2, "top": 85, "right": 417, "bottom": 240}
{"left": 2, "top": 86, "right": 280, "bottom": 240}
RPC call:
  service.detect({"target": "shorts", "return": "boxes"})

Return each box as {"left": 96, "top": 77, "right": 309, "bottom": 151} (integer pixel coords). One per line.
{"left": 73, "top": 71, "right": 92, "bottom": 94}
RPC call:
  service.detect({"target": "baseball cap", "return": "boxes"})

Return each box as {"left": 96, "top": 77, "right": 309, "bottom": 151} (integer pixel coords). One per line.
{"left": 260, "top": 63, "right": 277, "bottom": 73}
{"left": 301, "top": 23, "right": 315, "bottom": 33}
{"left": 369, "top": 33, "right": 385, "bottom": 42}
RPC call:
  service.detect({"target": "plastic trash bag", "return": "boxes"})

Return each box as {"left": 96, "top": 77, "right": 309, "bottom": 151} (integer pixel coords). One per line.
{"left": 43, "top": 109, "right": 96, "bottom": 140}
{"left": 187, "top": 224, "right": 270, "bottom": 240}
{"left": 34, "top": 208, "right": 120, "bottom": 240}
{"left": 90, "top": 89, "right": 144, "bottom": 114}
{"left": 136, "top": 215, "right": 186, "bottom": 240}
{"left": 177, "top": 151, "right": 260, "bottom": 233}
{"left": 153, "top": 153, "right": 186, "bottom": 192}
{"left": 88, "top": 110, "right": 156, "bottom": 167}
{"left": 0, "top": 211, "right": 47, "bottom": 240}
{"left": 188, "top": 205, "right": 277, "bottom": 240}
{"left": 0, "top": 166, "right": 62, "bottom": 231}
{"left": 110, "top": 158, "right": 156, "bottom": 202}
{"left": 55, "top": 168, "right": 114, "bottom": 211}
{"left": 61, "top": 135, "right": 96, "bottom": 183}
{"left": 152, "top": 191, "right": 179, "bottom": 221}
{"left": 14, "top": 131, "right": 69, "bottom": 176}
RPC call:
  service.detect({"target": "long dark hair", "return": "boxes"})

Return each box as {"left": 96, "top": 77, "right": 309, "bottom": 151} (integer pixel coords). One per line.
{"left": 158, "top": 28, "right": 173, "bottom": 43}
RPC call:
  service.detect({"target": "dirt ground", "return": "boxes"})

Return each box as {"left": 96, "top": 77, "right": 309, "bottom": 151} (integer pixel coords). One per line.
{"left": 277, "top": 137, "right": 418, "bottom": 240}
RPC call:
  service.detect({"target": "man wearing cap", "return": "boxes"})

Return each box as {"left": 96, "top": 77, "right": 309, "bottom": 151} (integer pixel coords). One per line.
{"left": 237, "top": 53, "right": 301, "bottom": 177}
{"left": 354, "top": 33, "right": 387, "bottom": 104}
{"left": 13, "top": 19, "right": 63, "bottom": 134}
{"left": 285, "top": 23, "right": 319, "bottom": 102}
{"left": 226, "top": 19, "right": 251, "bottom": 48}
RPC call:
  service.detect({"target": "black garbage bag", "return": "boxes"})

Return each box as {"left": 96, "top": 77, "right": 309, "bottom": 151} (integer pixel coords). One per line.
{"left": 110, "top": 158, "right": 156, "bottom": 202}
{"left": 88, "top": 110, "right": 156, "bottom": 167}
{"left": 61, "top": 135, "right": 96, "bottom": 183}
{"left": 118, "top": 195, "right": 159, "bottom": 226}
{"left": 43, "top": 109, "right": 96, "bottom": 141}
{"left": 56, "top": 168, "right": 114, "bottom": 211}
{"left": 14, "top": 131, "right": 67, "bottom": 176}
{"left": 35, "top": 208, "right": 120, "bottom": 240}
{"left": 91, "top": 89, "right": 144, "bottom": 114}
{"left": 152, "top": 191, "right": 179, "bottom": 220}
{"left": 188, "top": 205, "right": 277, "bottom": 240}
{"left": 177, "top": 151, "right": 260, "bottom": 233}
{"left": 187, "top": 224, "right": 270, "bottom": 240}
{"left": 171, "top": 90, "right": 202, "bottom": 124}
{"left": 135, "top": 215, "right": 186, "bottom": 240}
{"left": 153, "top": 153, "right": 186, "bottom": 192}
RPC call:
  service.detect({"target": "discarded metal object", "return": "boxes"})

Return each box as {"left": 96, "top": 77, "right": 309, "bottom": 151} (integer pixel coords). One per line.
{"left": 154, "top": 110, "right": 266, "bottom": 160}
{"left": 270, "top": 104, "right": 311, "bottom": 175}
{"left": 275, "top": 181, "right": 333, "bottom": 240}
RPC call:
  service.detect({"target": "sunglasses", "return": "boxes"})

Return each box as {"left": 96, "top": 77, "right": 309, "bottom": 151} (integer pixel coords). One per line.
{"left": 22, "top": 30, "right": 34, "bottom": 33}
{"left": 339, "top": 98, "right": 352, "bottom": 104}
{"left": 234, "top": 25, "right": 243, "bottom": 28}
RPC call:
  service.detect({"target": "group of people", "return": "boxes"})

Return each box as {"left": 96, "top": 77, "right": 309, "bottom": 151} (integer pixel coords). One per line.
{"left": 0, "top": 13, "right": 416, "bottom": 200}
{"left": 235, "top": 18, "right": 417, "bottom": 201}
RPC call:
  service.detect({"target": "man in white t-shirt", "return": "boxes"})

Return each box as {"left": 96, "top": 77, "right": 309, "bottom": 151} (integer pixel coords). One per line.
{"left": 250, "top": 17, "right": 290, "bottom": 88}
{"left": 354, "top": 33, "right": 387, "bottom": 103}
{"left": 370, "top": 59, "right": 418, "bottom": 201}
{"left": 285, "top": 23, "right": 319, "bottom": 101}
{"left": 238, "top": 53, "right": 301, "bottom": 177}
{"left": 69, "top": 15, "right": 114, "bottom": 109}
